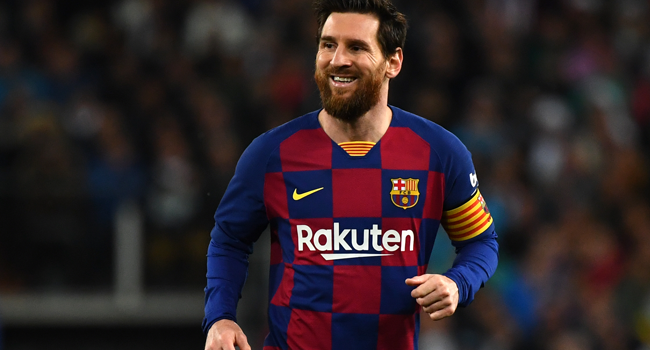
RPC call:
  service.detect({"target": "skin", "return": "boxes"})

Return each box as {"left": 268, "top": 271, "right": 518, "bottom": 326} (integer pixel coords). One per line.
{"left": 317, "top": 13, "right": 460, "bottom": 320}
{"left": 316, "top": 12, "right": 401, "bottom": 143}
{"left": 405, "top": 274, "right": 459, "bottom": 320}
{"left": 205, "top": 11, "right": 459, "bottom": 350}
{"left": 205, "top": 319, "right": 251, "bottom": 350}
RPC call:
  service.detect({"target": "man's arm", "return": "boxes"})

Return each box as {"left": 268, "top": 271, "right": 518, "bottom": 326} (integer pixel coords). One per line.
{"left": 203, "top": 135, "right": 272, "bottom": 347}
{"left": 203, "top": 226, "right": 255, "bottom": 332}
{"left": 442, "top": 229, "right": 499, "bottom": 307}
{"left": 407, "top": 128, "right": 499, "bottom": 319}
{"left": 406, "top": 226, "right": 498, "bottom": 319}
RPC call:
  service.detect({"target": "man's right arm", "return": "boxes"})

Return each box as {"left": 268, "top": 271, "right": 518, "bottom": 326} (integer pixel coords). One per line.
{"left": 202, "top": 135, "right": 272, "bottom": 337}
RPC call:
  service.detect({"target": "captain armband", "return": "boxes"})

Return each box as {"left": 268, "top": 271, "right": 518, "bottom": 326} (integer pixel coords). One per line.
{"left": 441, "top": 189, "right": 493, "bottom": 242}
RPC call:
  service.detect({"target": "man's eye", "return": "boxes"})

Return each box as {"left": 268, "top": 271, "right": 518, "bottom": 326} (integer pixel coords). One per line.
{"left": 323, "top": 43, "right": 334, "bottom": 49}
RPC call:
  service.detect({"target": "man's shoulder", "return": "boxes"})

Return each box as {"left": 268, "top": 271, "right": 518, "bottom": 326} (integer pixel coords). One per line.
{"left": 245, "top": 110, "right": 321, "bottom": 155}
{"left": 235, "top": 110, "right": 321, "bottom": 171}
{"left": 390, "top": 106, "right": 466, "bottom": 151}
{"left": 254, "top": 110, "right": 321, "bottom": 147}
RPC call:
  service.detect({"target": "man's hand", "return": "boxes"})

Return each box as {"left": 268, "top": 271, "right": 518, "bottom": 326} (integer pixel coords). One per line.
{"left": 205, "top": 319, "right": 251, "bottom": 350}
{"left": 405, "top": 274, "right": 459, "bottom": 320}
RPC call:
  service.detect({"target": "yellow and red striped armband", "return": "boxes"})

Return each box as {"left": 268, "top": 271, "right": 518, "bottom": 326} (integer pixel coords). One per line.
{"left": 441, "top": 190, "right": 493, "bottom": 241}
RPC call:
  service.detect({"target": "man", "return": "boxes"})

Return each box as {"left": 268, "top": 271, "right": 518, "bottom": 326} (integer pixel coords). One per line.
{"left": 203, "top": 0, "right": 499, "bottom": 349}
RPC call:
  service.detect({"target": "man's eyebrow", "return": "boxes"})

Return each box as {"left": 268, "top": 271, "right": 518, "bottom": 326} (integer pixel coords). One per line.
{"left": 346, "top": 39, "right": 371, "bottom": 49}
{"left": 319, "top": 36, "right": 372, "bottom": 49}
{"left": 320, "top": 35, "right": 336, "bottom": 43}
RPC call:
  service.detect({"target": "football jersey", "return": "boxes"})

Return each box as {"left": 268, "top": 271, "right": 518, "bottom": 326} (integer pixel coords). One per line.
{"left": 203, "top": 106, "right": 499, "bottom": 350}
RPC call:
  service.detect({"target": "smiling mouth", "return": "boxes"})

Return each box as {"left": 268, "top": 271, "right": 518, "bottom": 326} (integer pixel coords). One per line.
{"left": 331, "top": 76, "right": 357, "bottom": 84}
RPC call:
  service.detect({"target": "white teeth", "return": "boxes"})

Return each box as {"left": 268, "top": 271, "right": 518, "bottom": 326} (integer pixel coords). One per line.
{"left": 333, "top": 76, "right": 355, "bottom": 83}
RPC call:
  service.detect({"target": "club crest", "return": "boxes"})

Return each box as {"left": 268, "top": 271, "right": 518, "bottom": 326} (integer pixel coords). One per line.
{"left": 390, "top": 178, "right": 420, "bottom": 209}
{"left": 478, "top": 193, "right": 490, "bottom": 215}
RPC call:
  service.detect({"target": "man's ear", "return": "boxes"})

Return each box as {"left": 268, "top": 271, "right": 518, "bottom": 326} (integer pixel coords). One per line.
{"left": 385, "top": 48, "right": 403, "bottom": 79}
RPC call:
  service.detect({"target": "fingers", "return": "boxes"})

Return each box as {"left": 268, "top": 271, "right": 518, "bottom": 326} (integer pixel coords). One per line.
{"left": 415, "top": 291, "right": 451, "bottom": 320}
{"left": 409, "top": 275, "right": 440, "bottom": 299}
{"left": 206, "top": 332, "right": 248, "bottom": 350}
{"left": 408, "top": 274, "right": 457, "bottom": 299}
{"left": 205, "top": 333, "right": 235, "bottom": 350}
{"left": 415, "top": 289, "right": 456, "bottom": 321}
{"left": 406, "top": 274, "right": 459, "bottom": 320}
{"left": 426, "top": 303, "right": 456, "bottom": 320}
{"left": 222, "top": 342, "right": 237, "bottom": 350}
{"left": 236, "top": 332, "right": 251, "bottom": 350}
{"left": 413, "top": 278, "right": 455, "bottom": 304}
{"left": 205, "top": 333, "right": 238, "bottom": 350}
{"left": 404, "top": 274, "right": 428, "bottom": 286}
{"left": 415, "top": 288, "right": 445, "bottom": 307}
{"left": 205, "top": 320, "right": 250, "bottom": 350}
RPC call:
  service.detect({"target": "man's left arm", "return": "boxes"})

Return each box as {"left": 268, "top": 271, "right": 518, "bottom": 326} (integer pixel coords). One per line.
{"left": 439, "top": 190, "right": 499, "bottom": 307}
{"left": 407, "top": 133, "right": 499, "bottom": 319}
{"left": 442, "top": 228, "right": 499, "bottom": 306}
{"left": 406, "top": 221, "right": 498, "bottom": 319}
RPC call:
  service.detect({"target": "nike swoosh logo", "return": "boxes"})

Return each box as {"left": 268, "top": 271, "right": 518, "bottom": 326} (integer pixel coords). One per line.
{"left": 293, "top": 187, "right": 324, "bottom": 200}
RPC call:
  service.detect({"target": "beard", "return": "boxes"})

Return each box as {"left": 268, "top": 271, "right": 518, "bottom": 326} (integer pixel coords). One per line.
{"left": 314, "top": 63, "right": 385, "bottom": 122}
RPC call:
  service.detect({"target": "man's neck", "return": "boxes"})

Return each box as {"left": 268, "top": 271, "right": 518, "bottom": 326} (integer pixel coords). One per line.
{"left": 318, "top": 103, "right": 393, "bottom": 143}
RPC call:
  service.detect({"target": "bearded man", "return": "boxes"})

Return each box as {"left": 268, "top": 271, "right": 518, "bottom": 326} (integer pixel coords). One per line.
{"left": 203, "top": 1, "right": 499, "bottom": 349}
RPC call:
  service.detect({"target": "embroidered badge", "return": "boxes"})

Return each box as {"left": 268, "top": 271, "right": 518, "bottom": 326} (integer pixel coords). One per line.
{"left": 477, "top": 193, "right": 490, "bottom": 215}
{"left": 390, "top": 178, "right": 420, "bottom": 209}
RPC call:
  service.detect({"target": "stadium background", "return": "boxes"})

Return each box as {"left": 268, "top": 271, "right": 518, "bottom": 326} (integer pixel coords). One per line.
{"left": 1, "top": 0, "right": 650, "bottom": 349}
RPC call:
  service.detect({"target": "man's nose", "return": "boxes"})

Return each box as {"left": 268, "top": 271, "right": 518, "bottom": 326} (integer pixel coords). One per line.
{"left": 330, "top": 47, "right": 352, "bottom": 67}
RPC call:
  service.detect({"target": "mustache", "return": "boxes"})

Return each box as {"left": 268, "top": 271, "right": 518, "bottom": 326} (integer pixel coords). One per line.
{"left": 320, "top": 66, "right": 358, "bottom": 76}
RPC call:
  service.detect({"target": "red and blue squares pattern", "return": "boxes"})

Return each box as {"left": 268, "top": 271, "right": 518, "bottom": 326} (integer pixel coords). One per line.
{"left": 262, "top": 123, "right": 444, "bottom": 349}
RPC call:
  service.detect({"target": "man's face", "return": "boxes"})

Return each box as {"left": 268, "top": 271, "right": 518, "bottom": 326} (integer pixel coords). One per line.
{"left": 315, "top": 12, "right": 388, "bottom": 122}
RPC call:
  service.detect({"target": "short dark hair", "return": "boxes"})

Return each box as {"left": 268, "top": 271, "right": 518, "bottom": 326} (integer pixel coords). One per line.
{"left": 314, "top": 0, "right": 408, "bottom": 58}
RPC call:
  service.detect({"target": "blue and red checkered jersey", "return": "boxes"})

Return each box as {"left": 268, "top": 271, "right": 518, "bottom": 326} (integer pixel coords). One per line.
{"left": 203, "top": 106, "right": 499, "bottom": 350}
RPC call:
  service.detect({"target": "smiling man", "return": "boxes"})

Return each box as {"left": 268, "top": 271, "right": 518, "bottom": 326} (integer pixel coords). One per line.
{"left": 203, "top": 1, "right": 499, "bottom": 349}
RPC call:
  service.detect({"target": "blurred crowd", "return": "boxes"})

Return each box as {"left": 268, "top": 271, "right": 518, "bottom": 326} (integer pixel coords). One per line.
{"left": 1, "top": 0, "right": 650, "bottom": 349}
